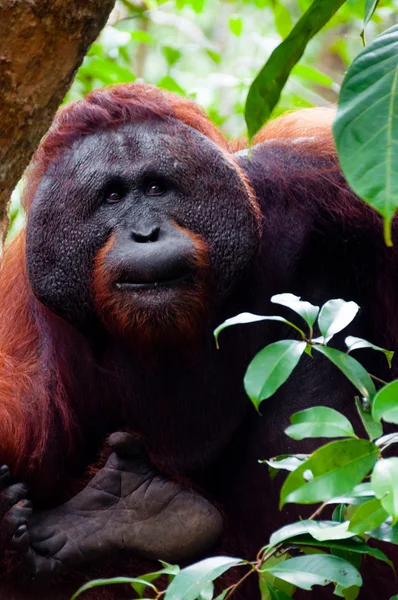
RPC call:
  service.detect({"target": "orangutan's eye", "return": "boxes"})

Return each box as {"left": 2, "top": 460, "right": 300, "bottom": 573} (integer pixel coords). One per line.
{"left": 106, "top": 191, "right": 123, "bottom": 204}
{"left": 146, "top": 183, "right": 165, "bottom": 197}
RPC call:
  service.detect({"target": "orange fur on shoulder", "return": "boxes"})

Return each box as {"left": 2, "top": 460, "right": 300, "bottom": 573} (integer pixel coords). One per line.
{"left": 231, "top": 107, "right": 336, "bottom": 153}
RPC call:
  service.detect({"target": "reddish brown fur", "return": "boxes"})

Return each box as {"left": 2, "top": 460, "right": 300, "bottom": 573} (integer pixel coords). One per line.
{"left": 92, "top": 226, "right": 211, "bottom": 341}
{"left": 0, "top": 236, "right": 74, "bottom": 479}
{"left": 231, "top": 107, "right": 336, "bottom": 155}
{"left": 21, "top": 83, "right": 230, "bottom": 213}
{"left": 253, "top": 106, "right": 335, "bottom": 147}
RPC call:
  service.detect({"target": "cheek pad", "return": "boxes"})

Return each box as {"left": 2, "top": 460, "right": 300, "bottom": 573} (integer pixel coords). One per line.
{"left": 178, "top": 184, "right": 259, "bottom": 298}
{"left": 26, "top": 204, "right": 106, "bottom": 322}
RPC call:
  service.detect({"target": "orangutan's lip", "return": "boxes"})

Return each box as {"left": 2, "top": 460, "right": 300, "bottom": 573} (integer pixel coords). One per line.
{"left": 115, "top": 275, "right": 191, "bottom": 290}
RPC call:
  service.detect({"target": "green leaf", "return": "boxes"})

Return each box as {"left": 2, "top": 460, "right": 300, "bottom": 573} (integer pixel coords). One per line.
{"left": 262, "top": 583, "right": 292, "bottom": 600}
{"left": 176, "top": 0, "right": 206, "bottom": 12}
{"left": 130, "top": 30, "right": 155, "bottom": 44}
{"left": 285, "top": 407, "right": 356, "bottom": 440}
{"left": 364, "top": 0, "right": 380, "bottom": 29}
{"left": 244, "top": 0, "right": 346, "bottom": 139}
{"left": 345, "top": 336, "right": 394, "bottom": 368}
{"left": 259, "top": 555, "right": 295, "bottom": 600}
{"left": 313, "top": 346, "right": 376, "bottom": 400}
{"left": 271, "top": 293, "right": 319, "bottom": 330}
{"left": 264, "top": 455, "right": 309, "bottom": 474}
{"left": 132, "top": 563, "right": 179, "bottom": 597}
{"left": 71, "top": 577, "right": 156, "bottom": 600}
{"left": 164, "top": 557, "right": 241, "bottom": 600}
{"left": 78, "top": 57, "right": 135, "bottom": 85}
{"left": 333, "top": 504, "right": 347, "bottom": 522}
{"left": 229, "top": 15, "right": 243, "bottom": 37}
{"left": 326, "top": 482, "right": 376, "bottom": 506}
{"left": 270, "top": 521, "right": 356, "bottom": 547}
{"left": 318, "top": 299, "right": 359, "bottom": 342}
{"left": 355, "top": 396, "right": 383, "bottom": 441}
{"left": 280, "top": 534, "right": 392, "bottom": 566}
{"left": 162, "top": 46, "right": 182, "bottom": 66}
{"left": 336, "top": 584, "right": 361, "bottom": 600}
{"left": 280, "top": 439, "right": 379, "bottom": 507}
{"left": 333, "top": 24, "right": 398, "bottom": 246}
{"left": 372, "top": 457, "right": 398, "bottom": 521}
{"left": 206, "top": 50, "right": 221, "bottom": 64}
{"left": 158, "top": 75, "right": 185, "bottom": 95}
{"left": 263, "top": 555, "right": 362, "bottom": 592}
{"left": 198, "top": 582, "right": 214, "bottom": 600}
{"left": 244, "top": 340, "right": 307, "bottom": 411}
{"left": 272, "top": 2, "right": 293, "bottom": 39}
{"left": 348, "top": 498, "right": 389, "bottom": 534}
{"left": 368, "top": 519, "right": 398, "bottom": 544}
{"left": 214, "top": 313, "right": 305, "bottom": 349}
{"left": 373, "top": 380, "right": 398, "bottom": 423}
{"left": 291, "top": 64, "right": 334, "bottom": 88}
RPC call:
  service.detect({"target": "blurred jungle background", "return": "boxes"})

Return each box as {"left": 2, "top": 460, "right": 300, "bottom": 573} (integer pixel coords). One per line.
{"left": 7, "top": 0, "right": 398, "bottom": 238}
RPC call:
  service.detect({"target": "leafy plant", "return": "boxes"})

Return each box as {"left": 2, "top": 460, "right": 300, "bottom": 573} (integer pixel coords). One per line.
{"left": 333, "top": 23, "right": 398, "bottom": 246}
{"left": 244, "top": 0, "right": 346, "bottom": 140}
{"left": 72, "top": 294, "right": 398, "bottom": 599}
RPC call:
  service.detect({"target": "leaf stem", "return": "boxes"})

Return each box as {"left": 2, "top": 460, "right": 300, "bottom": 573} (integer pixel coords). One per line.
{"left": 223, "top": 566, "right": 256, "bottom": 600}
{"left": 369, "top": 373, "right": 388, "bottom": 385}
{"left": 309, "top": 501, "right": 328, "bottom": 520}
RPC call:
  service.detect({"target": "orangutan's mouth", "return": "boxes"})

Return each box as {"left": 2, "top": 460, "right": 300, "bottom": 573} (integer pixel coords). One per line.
{"left": 115, "top": 274, "right": 192, "bottom": 291}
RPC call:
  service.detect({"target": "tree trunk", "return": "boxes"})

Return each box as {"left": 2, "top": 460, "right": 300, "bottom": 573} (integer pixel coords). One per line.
{"left": 0, "top": 0, "right": 115, "bottom": 245}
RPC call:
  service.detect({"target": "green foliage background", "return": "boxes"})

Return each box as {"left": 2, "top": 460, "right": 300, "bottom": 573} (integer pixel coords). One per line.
{"left": 8, "top": 0, "right": 398, "bottom": 238}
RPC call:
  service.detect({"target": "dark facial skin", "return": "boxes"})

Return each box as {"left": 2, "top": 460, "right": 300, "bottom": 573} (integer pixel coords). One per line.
{"left": 26, "top": 119, "right": 260, "bottom": 329}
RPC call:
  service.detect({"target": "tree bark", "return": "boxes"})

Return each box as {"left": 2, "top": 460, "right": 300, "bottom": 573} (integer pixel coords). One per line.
{"left": 0, "top": 0, "right": 115, "bottom": 244}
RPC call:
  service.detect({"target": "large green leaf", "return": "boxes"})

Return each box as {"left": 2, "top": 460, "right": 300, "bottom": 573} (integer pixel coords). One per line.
{"left": 271, "top": 293, "right": 319, "bottom": 330}
{"left": 285, "top": 406, "right": 356, "bottom": 440}
{"left": 164, "top": 557, "right": 241, "bottom": 600}
{"left": 263, "top": 555, "right": 362, "bottom": 592}
{"left": 326, "top": 482, "right": 376, "bottom": 506}
{"left": 345, "top": 336, "right": 394, "bottom": 368}
{"left": 259, "top": 555, "right": 295, "bottom": 600}
{"left": 318, "top": 299, "right": 359, "bottom": 343}
{"left": 71, "top": 577, "right": 156, "bottom": 600}
{"left": 364, "top": 0, "right": 380, "bottom": 30}
{"left": 276, "top": 535, "right": 391, "bottom": 566}
{"left": 270, "top": 521, "right": 355, "bottom": 547}
{"left": 244, "top": 0, "right": 346, "bottom": 139}
{"left": 348, "top": 498, "right": 389, "bottom": 534}
{"left": 213, "top": 313, "right": 305, "bottom": 349}
{"left": 372, "top": 457, "right": 398, "bottom": 521}
{"left": 244, "top": 340, "right": 307, "bottom": 411}
{"left": 280, "top": 439, "right": 379, "bottom": 506}
{"left": 314, "top": 346, "right": 376, "bottom": 400}
{"left": 372, "top": 380, "right": 398, "bottom": 423}
{"left": 333, "top": 24, "right": 398, "bottom": 246}
{"left": 368, "top": 520, "right": 398, "bottom": 544}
